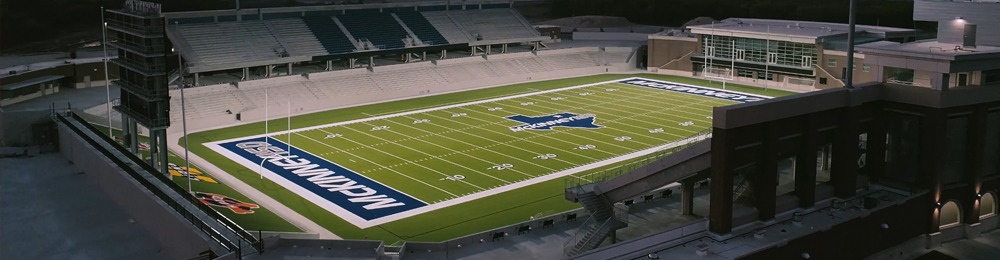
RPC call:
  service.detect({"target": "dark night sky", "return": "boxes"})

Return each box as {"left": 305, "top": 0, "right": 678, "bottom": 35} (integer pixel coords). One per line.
{"left": 0, "top": 0, "right": 919, "bottom": 54}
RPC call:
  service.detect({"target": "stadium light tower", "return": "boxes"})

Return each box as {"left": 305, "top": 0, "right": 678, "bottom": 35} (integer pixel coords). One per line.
{"left": 101, "top": 7, "right": 112, "bottom": 137}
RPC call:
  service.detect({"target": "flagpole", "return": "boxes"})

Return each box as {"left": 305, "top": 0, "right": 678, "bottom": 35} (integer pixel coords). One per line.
{"left": 261, "top": 87, "right": 268, "bottom": 179}
{"left": 102, "top": 7, "right": 112, "bottom": 137}
{"left": 176, "top": 45, "right": 191, "bottom": 193}
{"left": 765, "top": 25, "right": 771, "bottom": 91}
{"left": 287, "top": 98, "right": 291, "bottom": 153}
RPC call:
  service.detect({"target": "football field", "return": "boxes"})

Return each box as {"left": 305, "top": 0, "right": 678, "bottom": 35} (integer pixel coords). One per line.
{"left": 204, "top": 77, "right": 771, "bottom": 228}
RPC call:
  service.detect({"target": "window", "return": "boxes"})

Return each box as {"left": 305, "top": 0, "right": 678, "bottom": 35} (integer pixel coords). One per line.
{"left": 982, "top": 193, "right": 996, "bottom": 219}
{"left": 820, "top": 77, "right": 828, "bottom": 85}
{"left": 939, "top": 201, "right": 962, "bottom": 229}
{"left": 735, "top": 49, "right": 746, "bottom": 60}
{"left": 863, "top": 64, "right": 871, "bottom": 72}
{"left": 985, "top": 69, "right": 1000, "bottom": 84}
{"left": 885, "top": 112, "right": 921, "bottom": 185}
{"left": 767, "top": 53, "right": 778, "bottom": 64}
{"left": 757, "top": 72, "right": 774, "bottom": 80}
{"left": 986, "top": 110, "right": 1000, "bottom": 176}
{"left": 776, "top": 157, "right": 796, "bottom": 196}
{"left": 827, "top": 58, "right": 837, "bottom": 67}
{"left": 801, "top": 56, "right": 813, "bottom": 67}
{"left": 944, "top": 116, "right": 969, "bottom": 185}
{"left": 738, "top": 70, "right": 754, "bottom": 78}
{"left": 705, "top": 46, "right": 716, "bottom": 57}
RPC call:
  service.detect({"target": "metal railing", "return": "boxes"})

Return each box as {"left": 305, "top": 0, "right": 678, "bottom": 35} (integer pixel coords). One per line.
{"left": 563, "top": 203, "right": 629, "bottom": 256}
{"left": 565, "top": 129, "right": 713, "bottom": 190}
{"left": 55, "top": 111, "right": 262, "bottom": 254}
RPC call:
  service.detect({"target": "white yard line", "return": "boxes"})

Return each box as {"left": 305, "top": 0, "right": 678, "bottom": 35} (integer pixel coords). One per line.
{"left": 457, "top": 105, "right": 647, "bottom": 150}
{"left": 421, "top": 112, "right": 611, "bottom": 160}
{"left": 213, "top": 78, "right": 641, "bottom": 142}
{"left": 298, "top": 130, "right": 465, "bottom": 197}
{"left": 508, "top": 95, "right": 671, "bottom": 143}
{"left": 334, "top": 126, "right": 492, "bottom": 190}
{"left": 535, "top": 89, "right": 712, "bottom": 137}
{"left": 380, "top": 115, "right": 561, "bottom": 177}
{"left": 351, "top": 120, "right": 520, "bottom": 184}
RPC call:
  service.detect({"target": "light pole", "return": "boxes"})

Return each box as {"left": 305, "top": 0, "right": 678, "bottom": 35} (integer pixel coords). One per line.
{"left": 175, "top": 43, "right": 191, "bottom": 193}
{"left": 101, "top": 7, "right": 112, "bottom": 137}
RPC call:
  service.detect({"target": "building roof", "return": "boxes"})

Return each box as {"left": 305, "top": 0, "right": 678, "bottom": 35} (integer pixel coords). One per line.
{"left": 0, "top": 75, "right": 64, "bottom": 91}
{"left": 687, "top": 18, "right": 915, "bottom": 43}
{"left": 857, "top": 39, "right": 1000, "bottom": 60}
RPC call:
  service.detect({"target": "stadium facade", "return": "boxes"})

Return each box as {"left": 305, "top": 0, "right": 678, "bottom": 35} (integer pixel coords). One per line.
{"left": 14, "top": 0, "right": 1000, "bottom": 259}
{"left": 647, "top": 18, "right": 917, "bottom": 92}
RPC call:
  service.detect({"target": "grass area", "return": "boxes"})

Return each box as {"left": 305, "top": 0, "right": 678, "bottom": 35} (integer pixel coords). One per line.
{"left": 185, "top": 74, "right": 795, "bottom": 243}
{"left": 91, "top": 125, "right": 301, "bottom": 232}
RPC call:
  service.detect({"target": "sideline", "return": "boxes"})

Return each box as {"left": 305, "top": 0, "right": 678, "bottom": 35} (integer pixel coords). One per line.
{"left": 165, "top": 133, "right": 341, "bottom": 239}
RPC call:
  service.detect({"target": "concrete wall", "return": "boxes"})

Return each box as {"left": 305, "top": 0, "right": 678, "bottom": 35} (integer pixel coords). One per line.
{"left": 57, "top": 123, "right": 214, "bottom": 259}
{"left": 647, "top": 37, "right": 699, "bottom": 72}
{"left": 0, "top": 110, "right": 51, "bottom": 146}
{"left": 914, "top": 0, "right": 1000, "bottom": 46}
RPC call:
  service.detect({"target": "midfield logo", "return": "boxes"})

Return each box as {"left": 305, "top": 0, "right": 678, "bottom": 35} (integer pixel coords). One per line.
{"left": 506, "top": 113, "right": 602, "bottom": 132}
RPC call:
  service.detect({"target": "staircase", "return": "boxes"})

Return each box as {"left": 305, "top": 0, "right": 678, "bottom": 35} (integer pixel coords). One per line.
{"left": 564, "top": 185, "right": 628, "bottom": 256}
{"left": 733, "top": 174, "right": 755, "bottom": 205}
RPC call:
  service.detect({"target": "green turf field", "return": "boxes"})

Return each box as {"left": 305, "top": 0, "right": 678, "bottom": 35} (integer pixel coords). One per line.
{"left": 185, "top": 74, "right": 795, "bottom": 243}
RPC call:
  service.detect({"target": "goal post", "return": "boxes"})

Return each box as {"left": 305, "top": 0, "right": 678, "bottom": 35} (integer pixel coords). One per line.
{"left": 703, "top": 65, "right": 734, "bottom": 89}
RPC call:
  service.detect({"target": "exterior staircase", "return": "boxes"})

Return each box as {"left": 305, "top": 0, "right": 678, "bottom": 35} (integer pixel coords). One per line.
{"left": 564, "top": 184, "right": 628, "bottom": 256}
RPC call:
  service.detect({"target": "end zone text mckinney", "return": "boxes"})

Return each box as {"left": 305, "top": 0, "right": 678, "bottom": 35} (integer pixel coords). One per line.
{"left": 217, "top": 138, "right": 425, "bottom": 221}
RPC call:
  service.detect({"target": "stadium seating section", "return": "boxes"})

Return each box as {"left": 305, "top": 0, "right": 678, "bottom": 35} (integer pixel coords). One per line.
{"left": 336, "top": 13, "right": 410, "bottom": 50}
{"left": 166, "top": 48, "right": 634, "bottom": 126}
{"left": 169, "top": 7, "right": 543, "bottom": 68}
{"left": 394, "top": 11, "right": 449, "bottom": 46}
{"left": 301, "top": 16, "right": 357, "bottom": 55}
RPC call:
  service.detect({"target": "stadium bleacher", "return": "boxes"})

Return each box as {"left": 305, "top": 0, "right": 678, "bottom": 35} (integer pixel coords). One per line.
{"left": 167, "top": 48, "right": 619, "bottom": 126}
{"left": 167, "top": 6, "right": 547, "bottom": 70}
{"left": 445, "top": 9, "right": 541, "bottom": 41}
{"left": 421, "top": 11, "right": 472, "bottom": 44}
{"left": 395, "top": 11, "right": 449, "bottom": 46}
{"left": 301, "top": 16, "right": 358, "bottom": 54}
{"left": 174, "top": 21, "right": 286, "bottom": 66}
{"left": 265, "top": 19, "right": 329, "bottom": 57}
{"left": 337, "top": 13, "right": 411, "bottom": 50}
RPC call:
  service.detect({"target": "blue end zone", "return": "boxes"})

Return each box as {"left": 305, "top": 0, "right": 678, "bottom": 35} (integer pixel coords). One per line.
{"left": 617, "top": 78, "right": 770, "bottom": 103}
{"left": 218, "top": 137, "right": 426, "bottom": 221}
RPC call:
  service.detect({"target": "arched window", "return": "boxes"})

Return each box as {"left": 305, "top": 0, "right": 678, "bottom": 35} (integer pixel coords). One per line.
{"left": 939, "top": 201, "right": 962, "bottom": 229}
{"left": 981, "top": 193, "right": 996, "bottom": 219}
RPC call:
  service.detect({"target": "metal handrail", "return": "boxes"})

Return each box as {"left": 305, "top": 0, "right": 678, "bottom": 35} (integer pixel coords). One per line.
{"left": 57, "top": 112, "right": 262, "bottom": 252}
{"left": 566, "top": 129, "right": 712, "bottom": 190}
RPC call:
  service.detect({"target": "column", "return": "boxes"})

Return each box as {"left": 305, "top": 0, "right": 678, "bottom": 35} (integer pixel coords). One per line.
{"left": 682, "top": 178, "right": 696, "bottom": 216}
{"left": 287, "top": 63, "right": 293, "bottom": 75}
{"left": 194, "top": 73, "right": 200, "bottom": 87}
{"left": 832, "top": 107, "right": 861, "bottom": 198}
{"left": 709, "top": 128, "right": 734, "bottom": 234}
{"left": 796, "top": 116, "right": 818, "bottom": 208}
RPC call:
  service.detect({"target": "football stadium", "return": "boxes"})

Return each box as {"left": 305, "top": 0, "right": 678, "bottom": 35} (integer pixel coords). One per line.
{"left": 4, "top": 0, "right": 1000, "bottom": 259}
